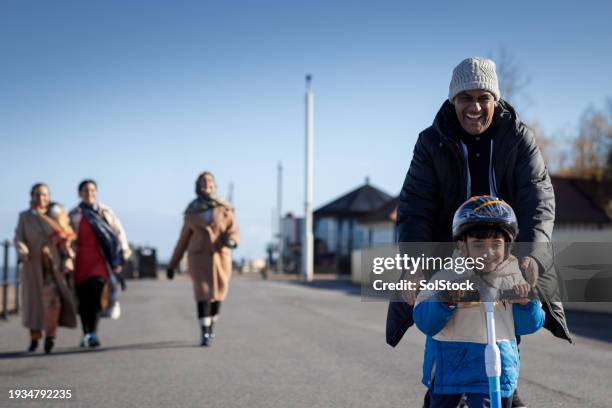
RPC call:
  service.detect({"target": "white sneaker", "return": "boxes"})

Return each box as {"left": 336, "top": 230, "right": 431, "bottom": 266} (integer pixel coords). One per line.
{"left": 80, "top": 334, "right": 90, "bottom": 347}
{"left": 110, "top": 301, "right": 121, "bottom": 320}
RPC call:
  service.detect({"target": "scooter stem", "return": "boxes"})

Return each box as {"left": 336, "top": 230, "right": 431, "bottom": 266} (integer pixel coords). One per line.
{"left": 484, "top": 301, "right": 502, "bottom": 408}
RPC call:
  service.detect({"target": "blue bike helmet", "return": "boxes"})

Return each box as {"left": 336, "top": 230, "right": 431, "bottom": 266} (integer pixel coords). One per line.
{"left": 452, "top": 196, "right": 518, "bottom": 242}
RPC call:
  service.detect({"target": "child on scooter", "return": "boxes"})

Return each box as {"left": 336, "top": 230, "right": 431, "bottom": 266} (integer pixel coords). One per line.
{"left": 414, "top": 196, "right": 545, "bottom": 408}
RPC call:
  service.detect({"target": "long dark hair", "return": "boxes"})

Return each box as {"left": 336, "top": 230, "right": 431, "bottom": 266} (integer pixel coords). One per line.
{"left": 78, "top": 179, "right": 97, "bottom": 193}
{"left": 30, "top": 182, "right": 48, "bottom": 196}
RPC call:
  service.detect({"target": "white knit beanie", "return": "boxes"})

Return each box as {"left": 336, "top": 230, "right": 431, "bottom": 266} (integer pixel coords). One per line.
{"left": 448, "top": 57, "right": 500, "bottom": 102}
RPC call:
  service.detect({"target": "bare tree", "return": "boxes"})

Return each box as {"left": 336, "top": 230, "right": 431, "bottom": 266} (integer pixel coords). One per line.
{"left": 530, "top": 121, "right": 573, "bottom": 174}
{"left": 490, "top": 45, "right": 532, "bottom": 109}
{"left": 570, "top": 100, "right": 612, "bottom": 180}
{"left": 489, "top": 47, "right": 611, "bottom": 181}
{"left": 530, "top": 121, "right": 552, "bottom": 164}
{"left": 489, "top": 47, "right": 565, "bottom": 172}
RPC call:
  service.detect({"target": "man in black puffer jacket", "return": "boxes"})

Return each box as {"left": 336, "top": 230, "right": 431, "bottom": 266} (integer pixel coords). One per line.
{"left": 386, "top": 57, "right": 572, "bottom": 408}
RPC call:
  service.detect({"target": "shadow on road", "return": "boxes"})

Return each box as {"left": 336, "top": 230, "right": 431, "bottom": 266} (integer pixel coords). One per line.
{"left": 287, "top": 279, "right": 362, "bottom": 296}
{"left": 565, "top": 310, "right": 612, "bottom": 343}
{"left": 286, "top": 278, "right": 392, "bottom": 300}
{"left": 0, "top": 340, "right": 198, "bottom": 360}
{"left": 285, "top": 279, "right": 612, "bottom": 344}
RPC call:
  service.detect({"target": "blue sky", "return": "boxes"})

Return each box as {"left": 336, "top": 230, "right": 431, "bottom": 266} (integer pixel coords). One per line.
{"left": 1, "top": 1, "right": 611, "bottom": 261}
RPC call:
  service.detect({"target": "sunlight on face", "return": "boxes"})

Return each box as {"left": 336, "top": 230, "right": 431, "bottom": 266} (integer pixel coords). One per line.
{"left": 197, "top": 173, "right": 216, "bottom": 197}
{"left": 453, "top": 90, "right": 496, "bottom": 135}
{"left": 202, "top": 174, "right": 215, "bottom": 195}
{"left": 31, "top": 185, "right": 50, "bottom": 210}
{"left": 466, "top": 236, "right": 505, "bottom": 272}
{"left": 79, "top": 182, "right": 97, "bottom": 206}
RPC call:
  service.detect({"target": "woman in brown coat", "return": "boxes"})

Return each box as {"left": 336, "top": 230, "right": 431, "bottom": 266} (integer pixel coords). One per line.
{"left": 14, "top": 183, "right": 78, "bottom": 354}
{"left": 167, "top": 171, "right": 239, "bottom": 347}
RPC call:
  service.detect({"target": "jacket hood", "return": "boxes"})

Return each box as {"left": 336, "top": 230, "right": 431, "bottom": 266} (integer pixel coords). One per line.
{"left": 432, "top": 99, "right": 519, "bottom": 142}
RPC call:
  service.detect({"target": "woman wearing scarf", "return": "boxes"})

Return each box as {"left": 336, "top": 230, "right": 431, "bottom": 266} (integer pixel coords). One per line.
{"left": 167, "top": 171, "right": 240, "bottom": 347}
{"left": 14, "top": 183, "right": 78, "bottom": 354}
{"left": 69, "top": 179, "right": 131, "bottom": 348}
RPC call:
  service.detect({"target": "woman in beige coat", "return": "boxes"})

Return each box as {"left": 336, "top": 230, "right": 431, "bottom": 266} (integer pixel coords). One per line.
{"left": 167, "top": 171, "right": 239, "bottom": 347}
{"left": 14, "top": 183, "right": 78, "bottom": 354}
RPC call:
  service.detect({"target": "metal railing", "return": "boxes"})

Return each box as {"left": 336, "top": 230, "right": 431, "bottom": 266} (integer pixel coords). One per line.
{"left": 1, "top": 239, "right": 19, "bottom": 320}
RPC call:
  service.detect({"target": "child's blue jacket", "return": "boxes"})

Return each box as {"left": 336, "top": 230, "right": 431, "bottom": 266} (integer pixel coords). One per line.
{"left": 413, "top": 257, "right": 545, "bottom": 397}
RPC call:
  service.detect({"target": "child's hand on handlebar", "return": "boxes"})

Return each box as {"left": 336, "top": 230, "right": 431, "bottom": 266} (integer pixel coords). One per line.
{"left": 511, "top": 283, "right": 531, "bottom": 305}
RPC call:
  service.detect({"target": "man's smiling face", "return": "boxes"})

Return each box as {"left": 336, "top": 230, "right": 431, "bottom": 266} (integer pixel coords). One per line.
{"left": 453, "top": 89, "right": 496, "bottom": 135}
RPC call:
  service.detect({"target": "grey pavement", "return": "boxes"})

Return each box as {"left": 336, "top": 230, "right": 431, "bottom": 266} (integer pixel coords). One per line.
{"left": 1, "top": 275, "right": 611, "bottom": 407}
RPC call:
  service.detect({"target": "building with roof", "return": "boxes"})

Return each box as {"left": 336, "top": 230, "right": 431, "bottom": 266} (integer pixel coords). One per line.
{"left": 304, "top": 175, "right": 611, "bottom": 275}
{"left": 278, "top": 212, "right": 304, "bottom": 274}
{"left": 313, "top": 178, "right": 392, "bottom": 274}
{"left": 551, "top": 176, "right": 612, "bottom": 238}
{"left": 357, "top": 175, "right": 612, "bottom": 245}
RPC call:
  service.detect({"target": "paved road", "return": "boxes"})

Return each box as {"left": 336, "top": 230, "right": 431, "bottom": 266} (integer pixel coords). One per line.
{"left": 1, "top": 275, "right": 611, "bottom": 407}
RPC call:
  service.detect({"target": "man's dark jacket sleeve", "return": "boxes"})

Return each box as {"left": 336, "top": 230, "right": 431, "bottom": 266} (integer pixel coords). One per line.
{"left": 512, "top": 125, "right": 555, "bottom": 273}
{"left": 512, "top": 126, "right": 571, "bottom": 342}
{"left": 386, "top": 132, "right": 438, "bottom": 347}
{"left": 396, "top": 132, "right": 440, "bottom": 243}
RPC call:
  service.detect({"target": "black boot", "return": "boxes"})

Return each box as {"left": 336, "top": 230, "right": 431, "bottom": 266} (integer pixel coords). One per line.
{"left": 28, "top": 339, "right": 39, "bottom": 353}
{"left": 512, "top": 386, "right": 527, "bottom": 408}
{"left": 44, "top": 337, "right": 55, "bottom": 354}
{"left": 200, "top": 325, "right": 213, "bottom": 347}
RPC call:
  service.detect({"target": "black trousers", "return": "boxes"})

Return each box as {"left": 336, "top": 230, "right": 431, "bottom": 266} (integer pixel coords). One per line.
{"left": 429, "top": 393, "right": 512, "bottom": 408}
{"left": 197, "top": 301, "right": 221, "bottom": 319}
{"left": 76, "top": 278, "right": 105, "bottom": 334}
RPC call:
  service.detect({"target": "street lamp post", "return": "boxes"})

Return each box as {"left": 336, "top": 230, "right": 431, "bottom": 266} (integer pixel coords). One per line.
{"left": 277, "top": 161, "right": 284, "bottom": 273}
{"left": 303, "top": 75, "right": 314, "bottom": 282}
